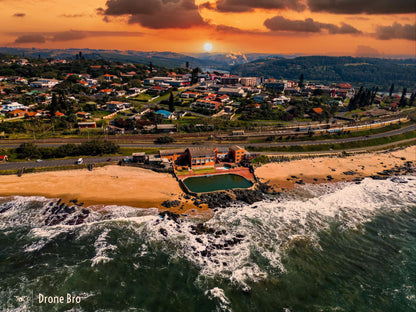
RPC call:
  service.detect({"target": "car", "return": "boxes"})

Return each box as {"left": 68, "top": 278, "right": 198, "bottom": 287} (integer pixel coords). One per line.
{"left": 36, "top": 159, "right": 43, "bottom": 162}
{"left": 76, "top": 158, "right": 83, "bottom": 164}
{"left": 107, "top": 158, "right": 112, "bottom": 162}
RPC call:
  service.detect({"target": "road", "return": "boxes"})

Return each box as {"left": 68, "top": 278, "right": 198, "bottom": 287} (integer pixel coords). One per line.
{"left": 0, "top": 124, "right": 414, "bottom": 171}
{"left": 0, "top": 156, "right": 126, "bottom": 171}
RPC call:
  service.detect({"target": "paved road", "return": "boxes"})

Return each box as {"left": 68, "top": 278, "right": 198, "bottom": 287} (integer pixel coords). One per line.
{"left": 0, "top": 124, "right": 414, "bottom": 171}
{"left": 0, "top": 156, "right": 126, "bottom": 171}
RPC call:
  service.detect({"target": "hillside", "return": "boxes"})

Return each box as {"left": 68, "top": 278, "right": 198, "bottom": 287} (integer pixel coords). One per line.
{"left": 231, "top": 56, "right": 416, "bottom": 91}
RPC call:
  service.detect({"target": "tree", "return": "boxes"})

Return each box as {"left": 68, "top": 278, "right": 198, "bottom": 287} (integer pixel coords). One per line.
{"left": 298, "top": 73, "right": 304, "bottom": 89}
{"left": 389, "top": 83, "right": 394, "bottom": 97}
{"left": 186, "top": 61, "right": 189, "bottom": 69}
{"left": 168, "top": 92, "right": 175, "bottom": 112}
{"left": 399, "top": 88, "right": 407, "bottom": 107}
{"left": 191, "top": 67, "right": 200, "bottom": 84}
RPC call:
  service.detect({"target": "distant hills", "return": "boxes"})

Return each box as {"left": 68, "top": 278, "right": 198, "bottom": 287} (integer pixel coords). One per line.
{"left": 0, "top": 47, "right": 285, "bottom": 69}
{"left": 231, "top": 56, "right": 416, "bottom": 91}
{"left": 0, "top": 47, "right": 414, "bottom": 91}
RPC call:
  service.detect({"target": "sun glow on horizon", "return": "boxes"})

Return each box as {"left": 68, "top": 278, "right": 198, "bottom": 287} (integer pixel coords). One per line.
{"left": 203, "top": 42, "right": 213, "bottom": 52}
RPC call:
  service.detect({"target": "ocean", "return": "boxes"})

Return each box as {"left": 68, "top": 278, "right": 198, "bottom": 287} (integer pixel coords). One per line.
{"left": 0, "top": 176, "right": 415, "bottom": 312}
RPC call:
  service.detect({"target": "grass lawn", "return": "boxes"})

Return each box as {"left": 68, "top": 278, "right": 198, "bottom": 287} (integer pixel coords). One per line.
{"left": 175, "top": 169, "right": 190, "bottom": 176}
{"left": 192, "top": 167, "right": 216, "bottom": 174}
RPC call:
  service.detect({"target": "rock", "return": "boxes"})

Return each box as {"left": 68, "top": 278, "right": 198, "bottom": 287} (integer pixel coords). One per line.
{"left": 343, "top": 171, "right": 356, "bottom": 175}
{"left": 159, "top": 228, "right": 168, "bottom": 237}
{"left": 158, "top": 211, "right": 181, "bottom": 223}
{"left": 161, "top": 200, "right": 181, "bottom": 208}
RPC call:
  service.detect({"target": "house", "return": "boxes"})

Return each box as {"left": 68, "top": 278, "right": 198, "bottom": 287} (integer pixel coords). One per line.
{"left": 106, "top": 101, "right": 129, "bottom": 112}
{"left": 217, "top": 95, "right": 230, "bottom": 103}
{"left": 184, "top": 147, "right": 216, "bottom": 168}
{"left": 218, "top": 87, "right": 247, "bottom": 98}
{"left": 312, "top": 107, "right": 323, "bottom": 114}
{"left": 106, "top": 125, "right": 125, "bottom": 134}
{"left": 6, "top": 109, "right": 27, "bottom": 118}
{"left": 240, "top": 77, "right": 257, "bottom": 87}
{"left": 194, "top": 99, "right": 223, "bottom": 110}
{"left": 181, "top": 91, "right": 200, "bottom": 99}
{"left": 103, "top": 74, "right": 118, "bottom": 81}
{"left": 30, "top": 79, "right": 60, "bottom": 88}
{"left": 156, "top": 124, "right": 177, "bottom": 133}
{"left": 229, "top": 145, "right": 246, "bottom": 163}
{"left": 159, "top": 149, "right": 186, "bottom": 162}
{"left": 0, "top": 102, "right": 28, "bottom": 113}
{"left": 0, "top": 155, "right": 8, "bottom": 162}
{"left": 78, "top": 122, "right": 97, "bottom": 129}
{"left": 24, "top": 111, "right": 41, "bottom": 118}
{"left": 132, "top": 152, "right": 146, "bottom": 163}
{"left": 54, "top": 111, "right": 65, "bottom": 117}
{"left": 76, "top": 111, "right": 91, "bottom": 119}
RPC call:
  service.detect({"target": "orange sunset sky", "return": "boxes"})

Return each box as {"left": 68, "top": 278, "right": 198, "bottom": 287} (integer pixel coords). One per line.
{"left": 0, "top": 0, "right": 415, "bottom": 56}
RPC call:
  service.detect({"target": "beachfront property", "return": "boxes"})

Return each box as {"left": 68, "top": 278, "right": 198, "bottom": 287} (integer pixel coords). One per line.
{"left": 159, "top": 145, "right": 247, "bottom": 168}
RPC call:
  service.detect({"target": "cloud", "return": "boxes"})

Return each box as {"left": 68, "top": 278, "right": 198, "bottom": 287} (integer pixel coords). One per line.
{"left": 101, "top": 0, "right": 206, "bottom": 29}
{"left": 264, "top": 16, "right": 361, "bottom": 34}
{"left": 59, "top": 14, "right": 87, "bottom": 18}
{"left": 13, "top": 13, "right": 26, "bottom": 17}
{"left": 15, "top": 34, "right": 46, "bottom": 44}
{"left": 13, "top": 30, "right": 143, "bottom": 44}
{"left": 201, "top": 0, "right": 305, "bottom": 12}
{"left": 355, "top": 45, "right": 380, "bottom": 57}
{"left": 307, "top": 0, "right": 416, "bottom": 14}
{"left": 374, "top": 22, "right": 416, "bottom": 41}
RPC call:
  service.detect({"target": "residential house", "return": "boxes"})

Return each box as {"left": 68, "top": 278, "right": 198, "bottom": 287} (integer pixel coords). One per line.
{"left": 106, "top": 125, "right": 125, "bottom": 134}
{"left": 184, "top": 147, "right": 216, "bottom": 168}
{"left": 78, "top": 122, "right": 97, "bottom": 129}
{"left": 159, "top": 149, "right": 186, "bottom": 162}
{"left": 6, "top": 109, "right": 27, "bottom": 118}
{"left": 218, "top": 87, "right": 247, "bottom": 98}
{"left": 155, "top": 110, "right": 173, "bottom": 119}
{"left": 229, "top": 145, "right": 246, "bottom": 163}
{"left": 76, "top": 111, "right": 92, "bottom": 119}
{"left": 194, "top": 99, "right": 223, "bottom": 110}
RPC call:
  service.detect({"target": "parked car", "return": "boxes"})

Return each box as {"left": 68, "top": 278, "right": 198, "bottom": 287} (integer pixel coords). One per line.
{"left": 76, "top": 158, "right": 83, "bottom": 164}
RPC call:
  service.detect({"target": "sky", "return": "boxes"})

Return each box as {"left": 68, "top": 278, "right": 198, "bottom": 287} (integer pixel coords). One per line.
{"left": 0, "top": 0, "right": 415, "bottom": 57}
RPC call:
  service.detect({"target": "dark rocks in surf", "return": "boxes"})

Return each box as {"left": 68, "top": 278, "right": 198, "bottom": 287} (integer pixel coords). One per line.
{"left": 158, "top": 211, "right": 181, "bottom": 223}
{"left": 43, "top": 199, "right": 91, "bottom": 226}
{"left": 161, "top": 200, "right": 181, "bottom": 208}
{"left": 159, "top": 228, "right": 168, "bottom": 237}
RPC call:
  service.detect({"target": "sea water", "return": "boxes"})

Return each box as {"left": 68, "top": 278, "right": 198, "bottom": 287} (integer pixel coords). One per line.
{"left": 0, "top": 176, "right": 415, "bottom": 311}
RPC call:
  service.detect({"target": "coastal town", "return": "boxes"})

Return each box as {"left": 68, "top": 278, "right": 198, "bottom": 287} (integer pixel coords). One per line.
{"left": 0, "top": 53, "right": 415, "bottom": 199}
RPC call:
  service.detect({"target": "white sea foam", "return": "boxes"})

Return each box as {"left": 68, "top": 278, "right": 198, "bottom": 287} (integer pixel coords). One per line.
{"left": 1, "top": 176, "right": 415, "bottom": 290}
{"left": 91, "top": 229, "right": 117, "bottom": 267}
{"left": 205, "top": 287, "right": 232, "bottom": 312}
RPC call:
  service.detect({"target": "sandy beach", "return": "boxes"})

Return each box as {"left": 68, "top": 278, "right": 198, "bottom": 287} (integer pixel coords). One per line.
{"left": 255, "top": 146, "right": 416, "bottom": 191}
{"left": 0, "top": 165, "right": 210, "bottom": 216}
{"left": 0, "top": 146, "right": 414, "bottom": 215}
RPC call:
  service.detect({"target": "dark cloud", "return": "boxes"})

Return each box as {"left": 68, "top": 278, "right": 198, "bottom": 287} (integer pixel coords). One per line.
{"left": 13, "top": 30, "right": 143, "bottom": 44}
{"left": 15, "top": 34, "right": 46, "bottom": 44}
{"left": 355, "top": 45, "right": 380, "bottom": 57}
{"left": 13, "top": 13, "right": 26, "bottom": 17}
{"left": 202, "top": 0, "right": 305, "bottom": 12}
{"left": 374, "top": 22, "right": 416, "bottom": 40}
{"left": 101, "top": 0, "right": 206, "bottom": 28}
{"left": 307, "top": 0, "right": 416, "bottom": 14}
{"left": 264, "top": 16, "right": 361, "bottom": 34}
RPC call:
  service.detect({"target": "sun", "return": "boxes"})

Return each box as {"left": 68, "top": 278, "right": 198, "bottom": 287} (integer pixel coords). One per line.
{"left": 203, "top": 42, "right": 213, "bottom": 52}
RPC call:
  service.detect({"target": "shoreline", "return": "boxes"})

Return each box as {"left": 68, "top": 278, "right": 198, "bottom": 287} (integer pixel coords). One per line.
{"left": 255, "top": 145, "right": 415, "bottom": 192}
{"left": 0, "top": 146, "right": 414, "bottom": 217}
